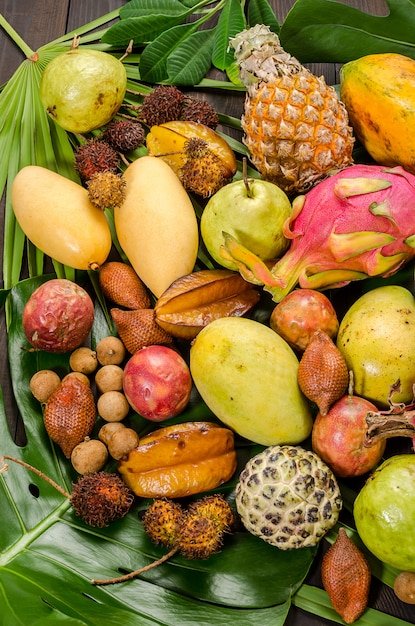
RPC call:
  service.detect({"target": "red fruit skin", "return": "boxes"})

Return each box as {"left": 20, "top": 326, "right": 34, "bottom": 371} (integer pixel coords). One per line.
{"left": 312, "top": 394, "right": 386, "bottom": 478}
{"left": 22, "top": 279, "right": 94, "bottom": 353}
{"left": 270, "top": 288, "right": 339, "bottom": 351}
{"left": 123, "top": 345, "right": 192, "bottom": 421}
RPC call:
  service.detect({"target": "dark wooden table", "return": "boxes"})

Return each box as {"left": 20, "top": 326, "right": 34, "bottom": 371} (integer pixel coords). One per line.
{"left": 1, "top": 1, "right": 414, "bottom": 625}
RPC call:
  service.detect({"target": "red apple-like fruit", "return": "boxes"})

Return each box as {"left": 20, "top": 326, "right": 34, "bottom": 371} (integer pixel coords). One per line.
{"left": 270, "top": 288, "right": 339, "bottom": 351}
{"left": 312, "top": 394, "right": 386, "bottom": 478}
{"left": 22, "top": 278, "right": 94, "bottom": 353}
{"left": 123, "top": 345, "right": 192, "bottom": 421}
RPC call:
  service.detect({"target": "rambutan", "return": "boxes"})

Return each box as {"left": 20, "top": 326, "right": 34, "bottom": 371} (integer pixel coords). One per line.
{"left": 181, "top": 96, "right": 219, "bottom": 129}
{"left": 139, "top": 85, "right": 185, "bottom": 127}
{"left": 74, "top": 139, "right": 120, "bottom": 181}
{"left": 70, "top": 471, "right": 135, "bottom": 528}
{"left": 180, "top": 138, "right": 230, "bottom": 197}
{"left": 142, "top": 498, "right": 184, "bottom": 549}
{"left": 103, "top": 119, "right": 145, "bottom": 152}
{"left": 86, "top": 171, "right": 126, "bottom": 209}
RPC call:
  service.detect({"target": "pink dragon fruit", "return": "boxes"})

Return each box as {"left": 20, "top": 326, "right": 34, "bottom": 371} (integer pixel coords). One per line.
{"left": 220, "top": 164, "right": 415, "bottom": 302}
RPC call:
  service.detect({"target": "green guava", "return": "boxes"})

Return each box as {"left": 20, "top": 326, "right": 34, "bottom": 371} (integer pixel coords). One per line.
{"left": 354, "top": 454, "right": 415, "bottom": 572}
{"left": 40, "top": 49, "right": 127, "bottom": 133}
{"left": 200, "top": 178, "right": 292, "bottom": 271}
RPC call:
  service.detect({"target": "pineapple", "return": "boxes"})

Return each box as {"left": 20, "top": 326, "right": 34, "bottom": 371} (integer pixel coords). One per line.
{"left": 229, "top": 25, "right": 354, "bottom": 194}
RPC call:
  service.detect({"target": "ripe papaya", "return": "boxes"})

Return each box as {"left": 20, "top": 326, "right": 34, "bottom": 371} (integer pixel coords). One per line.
{"left": 340, "top": 53, "right": 415, "bottom": 173}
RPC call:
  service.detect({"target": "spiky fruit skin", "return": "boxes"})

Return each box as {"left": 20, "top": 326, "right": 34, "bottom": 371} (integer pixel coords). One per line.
{"left": 235, "top": 445, "right": 342, "bottom": 550}
{"left": 43, "top": 377, "right": 97, "bottom": 458}
{"left": 70, "top": 472, "right": 135, "bottom": 527}
{"left": 74, "top": 139, "right": 120, "bottom": 181}
{"left": 229, "top": 25, "right": 354, "bottom": 194}
{"left": 177, "top": 513, "right": 223, "bottom": 559}
{"left": 103, "top": 119, "right": 145, "bottom": 152}
{"left": 140, "top": 85, "right": 185, "bottom": 127}
{"left": 142, "top": 498, "right": 184, "bottom": 548}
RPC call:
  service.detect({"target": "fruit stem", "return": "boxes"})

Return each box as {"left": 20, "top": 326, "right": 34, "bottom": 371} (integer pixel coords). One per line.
{"left": 242, "top": 157, "right": 253, "bottom": 198}
{"left": 364, "top": 411, "right": 415, "bottom": 446}
{"left": 91, "top": 544, "right": 180, "bottom": 585}
{"left": 0, "top": 455, "right": 71, "bottom": 499}
{"left": 0, "top": 13, "right": 36, "bottom": 60}
{"left": 119, "top": 40, "right": 134, "bottom": 63}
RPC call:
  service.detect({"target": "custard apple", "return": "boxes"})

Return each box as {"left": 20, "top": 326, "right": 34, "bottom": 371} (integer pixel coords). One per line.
{"left": 235, "top": 445, "right": 342, "bottom": 549}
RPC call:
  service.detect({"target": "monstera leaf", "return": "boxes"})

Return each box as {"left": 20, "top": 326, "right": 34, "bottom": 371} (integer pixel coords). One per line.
{"left": 0, "top": 275, "right": 315, "bottom": 625}
{"left": 280, "top": 0, "right": 415, "bottom": 62}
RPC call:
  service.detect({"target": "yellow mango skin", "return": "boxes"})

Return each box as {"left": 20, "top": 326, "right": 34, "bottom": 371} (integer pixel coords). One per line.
{"left": 114, "top": 156, "right": 199, "bottom": 297}
{"left": 190, "top": 317, "right": 313, "bottom": 446}
{"left": 337, "top": 285, "right": 415, "bottom": 407}
{"left": 11, "top": 166, "right": 112, "bottom": 270}
{"left": 340, "top": 53, "right": 415, "bottom": 172}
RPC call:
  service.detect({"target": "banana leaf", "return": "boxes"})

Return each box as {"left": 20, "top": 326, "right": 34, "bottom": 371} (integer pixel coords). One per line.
{"left": 280, "top": 0, "right": 415, "bottom": 62}
{"left": 0, "top": 275, "right": 316, "bottom": 625}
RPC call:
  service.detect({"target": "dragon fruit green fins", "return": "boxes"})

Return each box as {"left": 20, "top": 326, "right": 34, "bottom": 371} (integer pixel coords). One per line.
{"left": 220, "top": 164, "right": 415, "bottom": 302}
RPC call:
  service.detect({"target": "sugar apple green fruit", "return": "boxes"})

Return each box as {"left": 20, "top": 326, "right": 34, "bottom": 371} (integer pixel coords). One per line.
{"left": 235, "top": 445, "right": 343, "bottom": 549}
{"left": 40, "top": 49, "right": 127, "bottom": 133}
{"left": 354, "top": 454, "right": 415, "bottom": 572}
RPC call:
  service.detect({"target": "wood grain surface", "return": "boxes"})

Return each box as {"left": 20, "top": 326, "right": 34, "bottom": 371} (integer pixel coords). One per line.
{"left": 1, "top": 1, "right": 414, "bottom": 625}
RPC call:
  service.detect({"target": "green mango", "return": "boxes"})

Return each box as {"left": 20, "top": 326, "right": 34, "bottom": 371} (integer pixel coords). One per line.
{"left": 337, "top": 285, "right": 415, "bottom": 407}
{"left": 354, "top": 454, "right": 415, "bottom": 572}
{"left": 189, "top": 317, "right": 312, "bottom": 446}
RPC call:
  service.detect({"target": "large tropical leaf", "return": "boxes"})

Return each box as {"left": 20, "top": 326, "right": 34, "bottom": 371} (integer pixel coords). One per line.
{"left": 0, "top": 276, "right": 316, "bottom": 625}
{"left": 280, "top": 0, "right": 415, "bottom": 62}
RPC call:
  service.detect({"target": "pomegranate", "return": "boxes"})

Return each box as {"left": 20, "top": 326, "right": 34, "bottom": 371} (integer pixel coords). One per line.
{"left": 22, "top": 279, "right": 94, "bottom": 353}
{"left": 270, "top": 288, "right": 339, "bottom": 351}
{"left": 312, "top": 393, "right": 386, "bottom": 478}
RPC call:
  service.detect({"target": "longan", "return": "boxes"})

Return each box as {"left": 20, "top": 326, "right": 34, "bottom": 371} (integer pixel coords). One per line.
{"left": 96, "top": 336, "right": 126, "bottom": 366}
{"left": 98, "top": 421, "right": 126, "bottom": 446}
{"left": 394, "top": 572, "right": 415, "bottom": 604}
{"left": 30, "top": 370, "right": 61, "bottom": 403}
{"left": 97, "top": 390, "right": 130, "bottom": 422}
{"left": 95, "top": 364, "right": 124, "bottom": 393}
{"left": 71, "top": 437, "right": 109, "bottom": 474}
{"left": 107, "top": 427, "right": 139, "bottom": 460}
{"left": 69, "top": 347, "right": 98, "bottom": 374}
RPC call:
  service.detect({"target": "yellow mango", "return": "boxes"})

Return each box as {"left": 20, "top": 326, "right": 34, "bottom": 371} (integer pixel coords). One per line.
{"left": 340, "top": 53, "right": 415, "bottom": 173}
{"left": 190, "top": 317, "right": 313, "bottom": 446}
{"left": 11, "top": 165, "right": 112, "bottom": 270}
{"left": 114, "top": 156, "right": 199, "bottom": 297}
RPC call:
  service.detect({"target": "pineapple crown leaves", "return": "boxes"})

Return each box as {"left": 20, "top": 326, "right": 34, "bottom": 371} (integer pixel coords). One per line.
{"left": 229, "top": 24, "right": 304, "bottom": 88}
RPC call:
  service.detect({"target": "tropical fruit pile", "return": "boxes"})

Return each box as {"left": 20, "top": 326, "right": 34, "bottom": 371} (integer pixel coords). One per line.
{"left": 3, "top": 11, "right": 415, "bottom": 626}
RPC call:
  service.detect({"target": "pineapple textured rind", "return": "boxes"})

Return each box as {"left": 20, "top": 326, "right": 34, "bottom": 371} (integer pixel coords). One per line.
{"left": 230, "top": 25, "right": 354, "bottom": 194}
{"left": 235, "top": 445, "right": 342, "bottom": 550}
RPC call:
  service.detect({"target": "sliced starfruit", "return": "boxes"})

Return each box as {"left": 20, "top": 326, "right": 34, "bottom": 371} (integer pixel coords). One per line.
{"left": 117, "top": 421, "right": 237, "bottom": 498}
{"left": 154, "top": 269, "right": 260, "bottom": 340}
{"left": 146, "top": 120, "right": 237, "bottom": 179}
